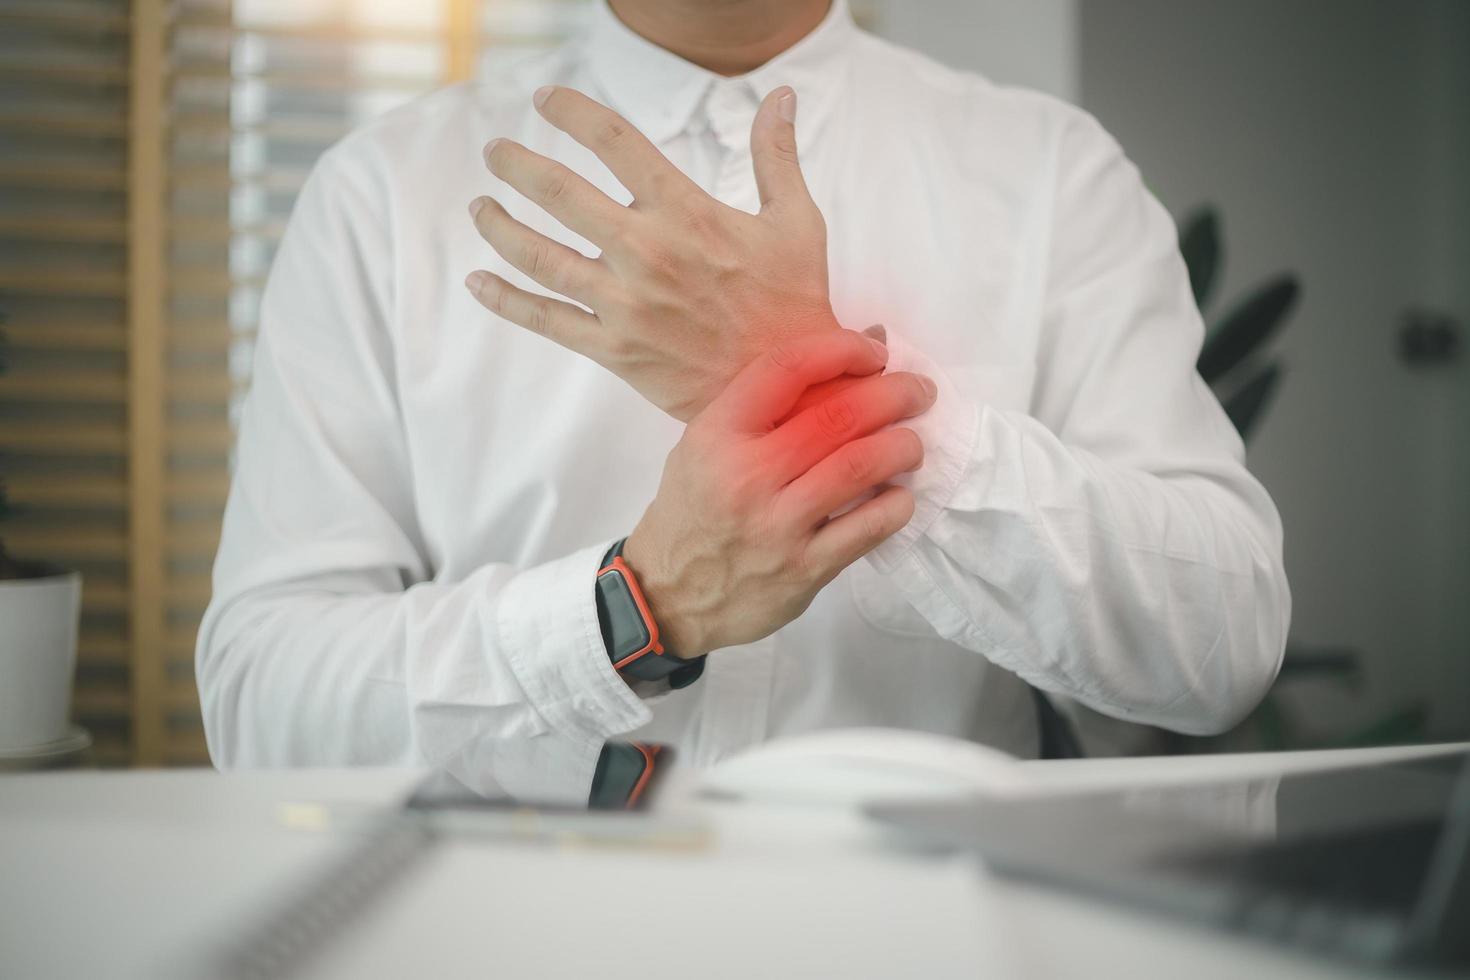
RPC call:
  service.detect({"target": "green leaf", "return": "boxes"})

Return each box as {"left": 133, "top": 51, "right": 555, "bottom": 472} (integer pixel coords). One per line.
{"left": 1178, "top": 207, "right": 1222, "bottom": 310}
{"left": 1276, "top": 644, "right": 1363, "bottom": 693}
{"left": 1252, "top": 695, "right": 1289, "bottom": 751}
{"left": 1223, "top": 361, "right": 1283, "bottom": 441}
{"left": 1198, "top": 275, "right": 1300, "bottom": 384}
{"left": 1337, "top": 704, "right": 1431, "bottom": 748}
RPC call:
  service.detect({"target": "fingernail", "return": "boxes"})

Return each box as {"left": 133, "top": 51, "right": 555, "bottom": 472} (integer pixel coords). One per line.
{"left": 534, "top": 86, "right": 554, "bottom": 108}
{"left": 919, "top": 375, "right": 938, "bottom": 400}
{"left": 468, "top": 196, "right": 488, "bottom": 219}
{"left": 862, "top": 323, "right": 887, "bottom": 345}
{"left": 483, "top": 138, "right": 504, "bottom": 162}
{"left": 868, "top": 337, "right": 889, "bottom": 361}
{"left": 776, "top": 88, "right": 797, "bottom": 123}
{"left": 465, "top": 270, "right": 488, "bottom": 293}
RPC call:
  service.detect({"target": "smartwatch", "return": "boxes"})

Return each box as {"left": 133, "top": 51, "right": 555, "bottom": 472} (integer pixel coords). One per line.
{"left": 595, "top": 539, "right": 706, "bottom": 688}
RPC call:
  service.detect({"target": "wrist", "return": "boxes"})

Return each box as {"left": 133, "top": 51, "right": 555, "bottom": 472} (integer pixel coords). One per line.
{"left": 622, "top": 527, "right": 707, "bottom": 660}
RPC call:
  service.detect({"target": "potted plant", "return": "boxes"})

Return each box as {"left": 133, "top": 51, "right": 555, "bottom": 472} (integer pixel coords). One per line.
{"left": 1180, "top": 207, "right": 1428, "bottom": 751}
{"left": 0, "top": 303, "right": 85, "bottom": 762}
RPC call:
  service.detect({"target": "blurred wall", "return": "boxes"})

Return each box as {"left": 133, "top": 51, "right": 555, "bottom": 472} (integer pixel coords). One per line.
{"left": 867, "top": 0, "right": 1469, "bottom": 743}
{"left": 1077, "top": 0, "right": 1470, "bottom": 741}
{"left": 871, "top": 0, "right": 1079, "bottom": 101}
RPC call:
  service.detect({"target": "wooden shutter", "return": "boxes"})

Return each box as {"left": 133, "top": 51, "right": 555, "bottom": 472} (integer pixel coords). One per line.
{"left": 3, "top": 0, "right": 868, "bottom": 765}
{"left": 130, "top": 0, "right": 596, "bottom": 765}
{"left": 0, "top": 0, "right": 137, "bottom": 766}
{"left": 139, "top": 0, "right": 460, "bottom": 764}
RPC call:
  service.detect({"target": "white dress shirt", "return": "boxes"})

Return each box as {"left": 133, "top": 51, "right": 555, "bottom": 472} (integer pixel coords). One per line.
{"left": 198, "top": 0, "right": 1291, "bottom": 768}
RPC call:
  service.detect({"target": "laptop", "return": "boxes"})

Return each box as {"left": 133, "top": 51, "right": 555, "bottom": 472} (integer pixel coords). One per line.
{"left": 868, "top": 748, "right": 1470, "bottom": 970}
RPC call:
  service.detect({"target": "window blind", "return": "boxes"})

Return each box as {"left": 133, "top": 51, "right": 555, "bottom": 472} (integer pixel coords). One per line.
{"left": 0, "top": 0, "right": 136, "bottom": 765}
{"left": 3, "top": 0, "right": 871, "bottom": 765}
{"left": 0, "top": 0, "right": 587, "bottom": 765}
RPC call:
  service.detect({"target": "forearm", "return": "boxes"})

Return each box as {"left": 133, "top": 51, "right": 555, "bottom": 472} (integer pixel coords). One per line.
{"left": 871, "top": 363, "right": 1290, "bottom": 733}
{"left": 197, "top": 544, "right": 652, "bottom": 768}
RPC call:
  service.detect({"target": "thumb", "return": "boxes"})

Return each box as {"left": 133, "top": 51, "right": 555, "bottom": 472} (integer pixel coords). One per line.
{"left": 750, "top": 86, "right": 815, "bottom": 214}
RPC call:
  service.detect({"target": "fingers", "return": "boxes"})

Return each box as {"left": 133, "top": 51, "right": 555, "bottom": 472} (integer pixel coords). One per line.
{"left": 465, "top": 269, "right": 601, "bottom": 355}
{"left": 708, "top": 330, "right": 888, "bottom": 432}
{"left": 750, "top": 86, "right": 816, "bottom": 214}
{"left": 780, "top": 373, "right": 867, "bottom": 425}
{"left": 483, "top": 137, "right": 625, "bottom": 247}
{"left": 777, "top": 427, "right": 924, "bottom": 529}
{"left": 532, "top": 86, "right": 701, "bottom": 205}
{"left": 469, "top": 197, "right": 612, "bottom": 307}
{"left": 765, "top": 370, "right": 937, "bottom": 483}
{"left": 778, "top": 326, "right": 888, "bottom": 423}
{"left": 804, "top": 486, "right": 915, "bottom": 581}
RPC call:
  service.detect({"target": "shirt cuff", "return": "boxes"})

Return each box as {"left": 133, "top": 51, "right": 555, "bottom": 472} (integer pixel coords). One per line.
{"left": 867, "top": 330, "right": 980, "bottom": 573}
{"left": 495, "top": 540, "right": 653, "bottom": 744}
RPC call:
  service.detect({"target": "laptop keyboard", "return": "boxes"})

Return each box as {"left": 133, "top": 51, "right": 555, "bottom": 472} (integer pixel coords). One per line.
{"left": 1165, "top": 820, "right": 1444, "bottom": 962}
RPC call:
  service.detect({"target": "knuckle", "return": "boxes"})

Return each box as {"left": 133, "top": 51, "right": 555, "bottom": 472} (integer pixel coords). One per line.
{"left": 650, "top": 169, "right": 689, "bottom": 202}
{"left": 808, "top": 206, "right": 827, "bottom": 237}
{"left": 796, "top": 542, "right": 829, "bottom": 584}
{"left": 594, "top": 116, "right": 631, "bottom": 151}
{"left": 861, "top": 508, "right": 886, "bottom": 543}
{"left": 644, "top": 242, "right": 680, "bottom": 279}
{"left": 766, "top": 341, "right": 805, "bottom": 374}
{"left": 796, "top": 213, "right": 827, "bottom": 249}
{"left": 678, "top": 194, "right": 718, "bottom": 230}
{"left": 527, "top": 298, "right": 553, "bottom": 336}
{"left": 601, "top": 283, "right": 636, "bottom": 318}
{"left": 522, "top": 240, "right": 553, "bottom": 280}
{"left": 538, "top": 165, "right": 572, "bottom": 204}
{"left": 601, "top": 223, "right": 634, "bottom": 258}
{"left": 623, "top": 227, "right": 675, "bottom": 276}
{"left": 816, "top": 397, "right": 857, "bottom": 439}
{"left": 601, "top": 329, "right": 634, "bottom": 362}
{"left": 770, "top": 134, "right": 800, "bottom": 165}
{"left": 843, "top": 442, "right": 874, "bottom": 484}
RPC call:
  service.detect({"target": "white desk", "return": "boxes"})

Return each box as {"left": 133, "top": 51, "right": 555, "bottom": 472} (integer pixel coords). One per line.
{"left": 2, "top": 742, "right": 1465, "bottom": 980}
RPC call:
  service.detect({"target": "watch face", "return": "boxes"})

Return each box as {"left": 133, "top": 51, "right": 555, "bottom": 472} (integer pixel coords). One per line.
{"left": 599, "top": 568, "right": 652, "bottom": 664}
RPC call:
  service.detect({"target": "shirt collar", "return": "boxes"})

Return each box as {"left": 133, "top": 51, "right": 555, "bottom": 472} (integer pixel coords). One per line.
{"left": 583, "top": 0, "right": 856, "bottom": 147}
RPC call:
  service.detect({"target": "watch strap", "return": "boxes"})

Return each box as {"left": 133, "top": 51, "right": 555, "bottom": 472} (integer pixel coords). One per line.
{"left": 596, "top": 539, "right": 706, "bottom": 688}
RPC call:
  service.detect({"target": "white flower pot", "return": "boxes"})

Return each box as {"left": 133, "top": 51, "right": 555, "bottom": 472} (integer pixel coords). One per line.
{"left": 0, "top": 567, "right": 81, "bottom": 751}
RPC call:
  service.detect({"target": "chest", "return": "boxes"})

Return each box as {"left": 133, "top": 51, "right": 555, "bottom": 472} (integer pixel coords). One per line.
{"left": 393, "top": 124, "right": 1041, "bottom": 573}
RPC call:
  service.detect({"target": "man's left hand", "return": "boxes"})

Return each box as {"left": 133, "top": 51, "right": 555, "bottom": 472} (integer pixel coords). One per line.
{"left": 466, "top": 84, "right": 838, "bottom": 422}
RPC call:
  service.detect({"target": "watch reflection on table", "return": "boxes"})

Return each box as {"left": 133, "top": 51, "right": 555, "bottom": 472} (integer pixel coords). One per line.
{"left": 192, "top": 732, "right": 706, "bottom": 980}
{"left": 407, "top": 734, "right": 674, "bottom": 814}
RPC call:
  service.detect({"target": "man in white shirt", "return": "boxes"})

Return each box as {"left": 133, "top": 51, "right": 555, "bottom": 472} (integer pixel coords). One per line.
{"left": 197, "top": 0, "right": 1291, "bottom": 768}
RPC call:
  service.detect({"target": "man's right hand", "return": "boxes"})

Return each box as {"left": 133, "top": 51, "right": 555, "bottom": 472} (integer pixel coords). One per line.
{"left": 622, "top": 330, "right": 936, "bottom": 659}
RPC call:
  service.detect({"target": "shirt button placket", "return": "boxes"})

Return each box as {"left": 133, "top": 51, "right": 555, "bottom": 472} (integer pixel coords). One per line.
{"left": 706, "top": 80, "right": 760, "bottom": 213}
